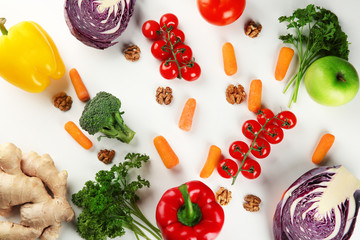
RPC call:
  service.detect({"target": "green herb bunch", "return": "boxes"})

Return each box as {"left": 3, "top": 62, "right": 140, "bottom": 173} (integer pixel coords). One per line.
{"left": 279, "top": 4, "right": 349, "bottom": 107}
{"left": 72, "top": 153, "right": 162, "bottom": 240}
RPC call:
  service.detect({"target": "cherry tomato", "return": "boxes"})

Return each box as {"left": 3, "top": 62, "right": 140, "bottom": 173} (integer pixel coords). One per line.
{"left": 160, "top": 61, "right": 179, "bottom": 80}
{"left": 151, "top": 40, "right": 171, "bottom": 61}
{"left": 263, "top": 124, "right": 284, "bottom": 144}
{"left": 197, "top": 0, "right": 246, "bottom": 26}
{"left": 160, "top": 13, "right": 178, "bottom": 29}
{"left": 174, "top": 44, "right": 192, "bottom": 64}
{"left": 241, "top": 158, "right": 261, "bottom": 179}
{"left": 181, "top": 62, "right": 201, "bottom": 81}
{"left": 250, "top": 138, "right": 271, "bottom": 159}
{"left": 217, "top": 158, "right": 238, "bottom": 179}
{"left": 229, "top": 141, "right": 249, "bottom": 161}
{"left": 257, "top": 108, "right": 275, "bottom": 126}
{"left": 142, "top": 20, "right": 161, "bottom": 40}
{"left": 168, "top": 28, "right": 185, "bottom": 46}
{"left": 242, "top": 120, "right": 262, "bottom": 139}
{"left": 275, "top": 111, "right": 297, "bottom": 129}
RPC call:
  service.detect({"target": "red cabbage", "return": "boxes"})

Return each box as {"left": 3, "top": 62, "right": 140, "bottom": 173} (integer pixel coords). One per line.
{"left": 64, "top": 0, "right": 135, "bottom": 49}
{"left": 274, "top": 165, "right": 360, "bottom": 240}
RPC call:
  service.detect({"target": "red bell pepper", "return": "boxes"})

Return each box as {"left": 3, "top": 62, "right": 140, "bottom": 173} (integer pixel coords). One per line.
{"left": 156, "top": 180, "right": 224, "bottom": 240}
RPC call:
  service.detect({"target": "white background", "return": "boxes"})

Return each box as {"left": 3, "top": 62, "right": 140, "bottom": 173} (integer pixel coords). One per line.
{"left": 1, "top": 0, "right": 360, "bottom": 239}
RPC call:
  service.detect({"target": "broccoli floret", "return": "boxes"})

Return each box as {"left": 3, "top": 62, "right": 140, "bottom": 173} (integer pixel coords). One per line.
{"left": 79, "top": 91, "right": 135, "bottom": 143}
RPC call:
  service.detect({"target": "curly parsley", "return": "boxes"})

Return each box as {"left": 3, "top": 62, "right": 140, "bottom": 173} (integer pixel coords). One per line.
{"left": 72, "top": 153, "right": 162, "bottom": 240}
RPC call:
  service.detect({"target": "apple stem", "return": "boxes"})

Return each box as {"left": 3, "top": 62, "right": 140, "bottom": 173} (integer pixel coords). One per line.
{"left": 337, "top": 73, "right": 346, "bottom": 82}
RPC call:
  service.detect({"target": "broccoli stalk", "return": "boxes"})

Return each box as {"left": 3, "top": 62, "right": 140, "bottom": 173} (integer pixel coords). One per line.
{"left": 98, "top": 111, "right": 135, "bottom": 143}
{"left": 79, "top": 91, "right": 135, "bottom": 143}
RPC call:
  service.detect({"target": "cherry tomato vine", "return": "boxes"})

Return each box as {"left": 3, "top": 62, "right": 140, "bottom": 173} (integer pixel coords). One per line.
{"left": 221, "top": 110, "right": 297, "bottom": 185}
{"left": 143, "top": 13, "right": 201, "bottom": 81}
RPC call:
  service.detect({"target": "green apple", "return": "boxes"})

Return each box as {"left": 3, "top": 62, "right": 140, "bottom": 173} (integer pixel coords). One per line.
{"left": 304, "top": 56, "right": 359, "bottom": 106}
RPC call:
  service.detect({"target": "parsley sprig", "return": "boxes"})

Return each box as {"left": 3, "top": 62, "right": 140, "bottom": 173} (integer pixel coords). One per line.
{"left": 279, "top": 4, "right": 350, "bottom": 107}
{"left": 72, "top": 153, "right": 162, "bottom": 240}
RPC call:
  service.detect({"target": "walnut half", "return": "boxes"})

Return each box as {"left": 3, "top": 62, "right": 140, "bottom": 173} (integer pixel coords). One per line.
{"left": 156, "top": 86, "right": 173, "bottom": 105}
{"left": 245, "top": 20, "right": 262, "bottom": 38}
{"left": 53, "top": 92, "right": 72, "bottom": 112}
{"left": 124, "top": 45, "right": 141, "bottom": 62}
{"left": 226, "top": 84, "right": 246, "bottom": 104}
{"left": 216, "top": 187, "right": 232, "bottom": 206}
{"left": 98, "top": 149, "right": 115, "bottom": 164}
{"left": 243, "top": 194, "right": 261, "bottom": 212}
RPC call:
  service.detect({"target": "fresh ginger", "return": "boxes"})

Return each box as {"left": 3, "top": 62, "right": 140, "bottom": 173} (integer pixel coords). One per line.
{"left": 0, "top": 143, "right": 74, "bottom": 240}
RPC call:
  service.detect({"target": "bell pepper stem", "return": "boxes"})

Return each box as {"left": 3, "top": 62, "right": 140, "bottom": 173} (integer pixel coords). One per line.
{"left": 179, "top": 184, "right": 195, "bottom": 219}
{"left": 177, "top": 184, "right": 202, "bottom": 227}
{"left": 0, "top": 18, "right": 8, "bottom": 35}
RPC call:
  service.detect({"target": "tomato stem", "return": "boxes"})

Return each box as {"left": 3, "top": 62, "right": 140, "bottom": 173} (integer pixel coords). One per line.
{"left": 162, "top": 24, "right": 184, "bottom": 79}
{"left": 234, "top": 146, "right": 246, "bottom": 156}
{"left": 161, "top": 24, "right": 196, "bottom": 79}
{"left": 221, "top": 160, "right": 236, "bottom": 178}
{"left": 231, "top": 114, "right": 280, "bottom": 185}
{"left": 274, "top": 116, "right": 290, "bottom": 128}
{"left": 240, "top": 166, "right": 255, "bottom": 173}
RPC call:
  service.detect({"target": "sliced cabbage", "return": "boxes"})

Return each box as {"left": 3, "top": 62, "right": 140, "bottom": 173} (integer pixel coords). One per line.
{"left": 64, "top": 0, "right": 136, "bottom": 49}
{"left": 274, "top": 165, "right": 360, "bottom": 240}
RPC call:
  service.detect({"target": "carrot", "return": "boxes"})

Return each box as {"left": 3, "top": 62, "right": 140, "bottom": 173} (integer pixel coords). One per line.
{"left": 179, "top": 98, "right": 197, "bottom": 131}
{"left": 312, "top": 133, "right": 335, "bottom": 164}
{"left": 69, "top": 68, "right": 90, "bottom": 102}
{"left": 200, "top": 145, "right": 222, "bottom": 179}
{"left": 275, "top": 47, "right": 294, "bottom": 81}
{"left": 64, "top": 121, "right": 93, "bottom": 150}
{"left": 222, "top": 42, "right": 237, "bottom": 76}
{"left": 248, "top": 79, "right": 262, "bottom": 112}
{"left": 153, "top": 135, "right": 179, "bottom": 169}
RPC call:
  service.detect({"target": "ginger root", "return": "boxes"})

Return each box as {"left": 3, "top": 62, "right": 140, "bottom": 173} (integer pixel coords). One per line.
{"left": 0, "top": 143, "right": 74, "bottom": 240}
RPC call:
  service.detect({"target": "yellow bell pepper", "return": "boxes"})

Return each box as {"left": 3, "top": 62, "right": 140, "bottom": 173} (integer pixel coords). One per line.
{"left": 0, "top": 18, "right": 65, "bottom": 93}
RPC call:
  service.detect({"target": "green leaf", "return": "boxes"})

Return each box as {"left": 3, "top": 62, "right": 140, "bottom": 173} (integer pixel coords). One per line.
{"left": 279, "top": 34, "right": 295, "bottom": 44}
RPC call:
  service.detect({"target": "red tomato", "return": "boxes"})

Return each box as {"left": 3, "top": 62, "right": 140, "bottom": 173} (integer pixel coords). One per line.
{"left": 257, "top": 108, "right": 275, "bottom": 126}
{"left": 151, "top": 40, "right": 171, "bottom": 61}
{"left": 242, "top": 120, "right": 262, "bottom": 139}
{"left": 181, "top": 62, "right": 201, "bottom": 81}
{"left": 263, "top": 124, "right": 284, "bottom": 144}
{"left": 241, "top": 158, "right": 261, "bottom": 179}
{"left": 160, "top": 13, "right": 178, "bottom": 29}
{"left": 217, "top": 159, "right": 238, "bottom": 179}
{"left": 251, "top": 138, "right": 271, "bottom": 159}
{"left": 174, "top": 44, "right": 192, "bottom": 64}
{"left": 168, "top": 28, "right": 185, "bottom": 46}
{"left": 197, "top": 0, "right": 246, "bottom": 26}
{"left": 229, "top": 141, "right": 249, "bottom": 161}
{"left": 142, "top": 20, "right": 161, "bottom": 40}
{"left": 275, "top": 111, "right": 297, "bottom": 129}
{"left": 160, "top": 61, "right": 179, "bottom": 80}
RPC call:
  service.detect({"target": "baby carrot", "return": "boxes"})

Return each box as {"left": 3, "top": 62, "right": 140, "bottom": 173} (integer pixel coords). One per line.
{"left": 275, "top": 47, "right": 294, "bottom": 81}
{"left": 222, "top": 42, "right": 237, "bottom": 76}
{"left": 179, "top": 98, "right": 197, "bottom": 131}
{"left": 200, "top": 145, "right": 222, "bottom": 179}
{"left": 69, "top": 68, "right": 90, "bottom": 102}
{"left": 312, "top": 133, "right": 335, "bottom": 164}
{"left": 153, "top": 136, "right": 179, "bottom": 169}
{"left": 248, "top": 79, "right": 262, "bottom": 112}
{"left": 64, "top": 121, "right": 93, "bottom": 150}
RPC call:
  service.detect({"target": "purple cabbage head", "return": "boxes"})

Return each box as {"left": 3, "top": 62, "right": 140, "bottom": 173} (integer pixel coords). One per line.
{"left": 64, "top": 0, "right": 136, "bottom": 49}
{"left": 273, "top": 165, "right": 360, "bottom": 240}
